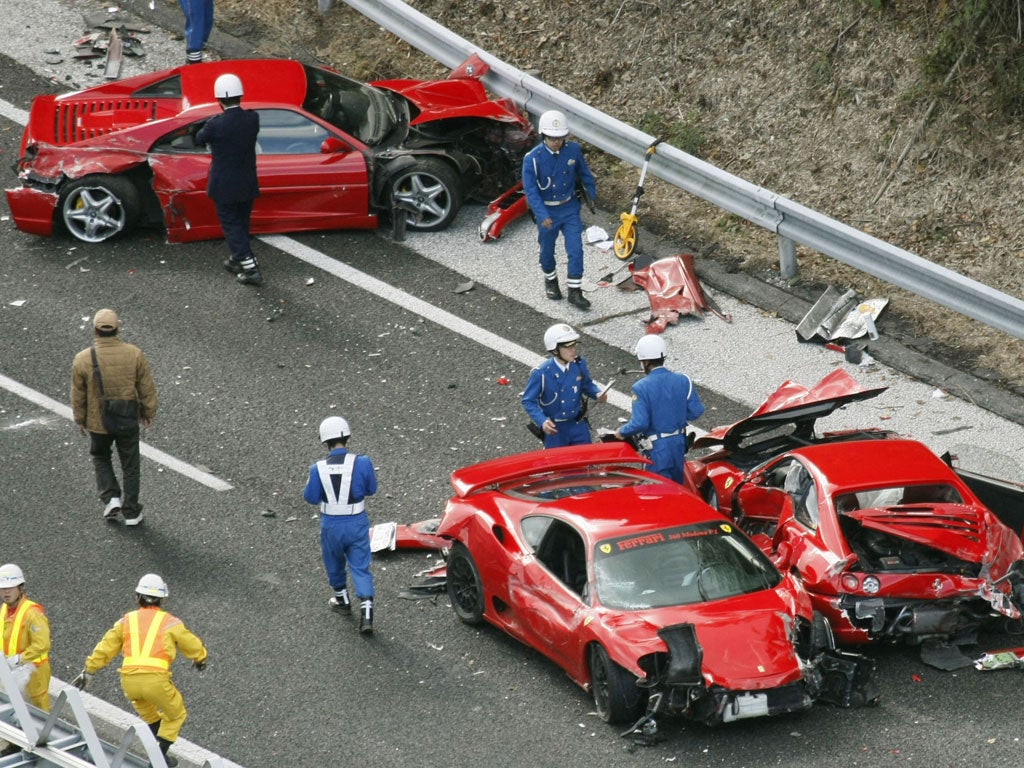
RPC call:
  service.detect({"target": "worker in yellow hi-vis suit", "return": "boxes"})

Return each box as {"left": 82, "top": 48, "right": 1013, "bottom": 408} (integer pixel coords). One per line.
{"left": 73, "top": 574, "right": 207, "bottom": 768}
{"left": 1, "top": 564, "right": 51, "bottom": 714}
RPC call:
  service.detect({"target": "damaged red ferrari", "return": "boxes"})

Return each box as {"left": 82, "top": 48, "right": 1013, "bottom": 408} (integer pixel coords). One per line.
{"left": 434, "top": 441, "right": 876, "bottom": 737}
{"left": 6, "top": 56, "right": 532, "bottom": 243}
{"left": 687, "top": 369, "right": 1024, "bottom": 651}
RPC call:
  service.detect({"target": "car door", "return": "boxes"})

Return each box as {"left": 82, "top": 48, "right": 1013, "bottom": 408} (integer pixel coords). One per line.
{"left": 148, "top": 108, "right": 373, "bottom": 242}
{"left": 516, "top": 516, "right": 590, "bottom": 674}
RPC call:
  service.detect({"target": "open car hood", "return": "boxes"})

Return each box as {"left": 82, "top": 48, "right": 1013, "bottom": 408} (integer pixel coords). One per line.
{"left": 846, "top": 504, "right": 997, "bottom": 563}
{"left": 693, "top": 369, "right": 887, "bottom": 452}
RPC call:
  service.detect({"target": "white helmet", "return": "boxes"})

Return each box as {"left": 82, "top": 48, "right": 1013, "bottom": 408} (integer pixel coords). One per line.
{"left": 136, "top": 573, "right": 169, "bottom": 598}
{"left": 544, "top": 323, "right": 580, "bottom": 352}
{"left": 214, "top": 73, "right": 244, "bottom": 100}
{"left": 0, "top": 564, "right": 25, "bottom": 588}
{"left": 319, "top": 416, "right": 351, "bottom": 443}
{"left": 538, "top": 110, "right": 569, "bottom": 138}
{"left": 635, "top": 334, "right": 668, "bottom": 361}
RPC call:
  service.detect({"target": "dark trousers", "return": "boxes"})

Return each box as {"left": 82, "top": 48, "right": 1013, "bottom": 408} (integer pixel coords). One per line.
{"left": 214, "top": 199, "right": 255, "bottom": 262}
{"left": 90, "top": 429, "right": 142, "bottom": 515}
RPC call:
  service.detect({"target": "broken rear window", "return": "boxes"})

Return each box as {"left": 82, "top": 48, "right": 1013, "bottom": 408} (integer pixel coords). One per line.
{"left": 835, "top": 483, "right": 964, "bottom": 512}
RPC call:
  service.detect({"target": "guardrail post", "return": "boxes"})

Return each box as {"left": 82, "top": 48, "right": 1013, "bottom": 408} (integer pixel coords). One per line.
{"left": 778, "top": 236, "right": 797, "bottom": 280}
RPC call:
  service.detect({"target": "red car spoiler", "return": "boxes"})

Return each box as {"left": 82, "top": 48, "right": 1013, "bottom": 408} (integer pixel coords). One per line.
{"left": 450, "top": 442, "right": 650, "bottom": 498}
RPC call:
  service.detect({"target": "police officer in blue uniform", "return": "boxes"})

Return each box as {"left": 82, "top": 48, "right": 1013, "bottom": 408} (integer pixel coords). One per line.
{"left": 303, "top": 416, "right": 378, "bottom": 633}
{"left": 522, "top": 324, "right": 608, "bottom": 448}
{"left": 179, "top": 0, "right": 214, "bottom": 64}
{"left": 521, "top": 110, "right": 597, "bottom": 310}
{"left": 616, "top": 335, "right": 704, "bottom": 484}
{"left": 195, "top": 73, "right": 263, "bottom": 286}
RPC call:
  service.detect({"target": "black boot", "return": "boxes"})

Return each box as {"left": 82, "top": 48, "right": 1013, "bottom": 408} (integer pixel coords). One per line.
{"left": 157, "top": 737, "right": 179, "bottom": 768}
{"left": 567, "top": 287, "right": 591, "bottom": 310}
{"left": 147, "top": 720, "right": 161, "bottom": 737}
{"left": 329, "top": 588, "right": 352, "bottom": 613}
{"left": 233, "top": 255, "right": 263, "bottom": 286}
{"left": 358, "top": 599, "right": 374, "bottom": 634}
{"left": 544, "top": 277, "right": 563, "bottom": 300}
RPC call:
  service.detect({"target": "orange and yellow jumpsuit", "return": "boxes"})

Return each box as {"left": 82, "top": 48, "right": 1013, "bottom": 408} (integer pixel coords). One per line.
{"left": 84, "top": 606, "right": 207, "bottom": 743}
{"left": 1, "top": 597, "right": 51, "bottom": 711}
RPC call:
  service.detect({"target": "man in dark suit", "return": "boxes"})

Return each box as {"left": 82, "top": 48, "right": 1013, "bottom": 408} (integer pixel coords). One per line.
{"left": 196, "top": 72, "right": 263, "bottom": 286}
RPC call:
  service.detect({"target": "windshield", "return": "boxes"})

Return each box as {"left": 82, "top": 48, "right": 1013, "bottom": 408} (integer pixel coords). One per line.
{"left": 302, "top": 65, "right": 399, "bottom": 145}
{"left": 594, "top": 522, "right": 780, "bottom": 610}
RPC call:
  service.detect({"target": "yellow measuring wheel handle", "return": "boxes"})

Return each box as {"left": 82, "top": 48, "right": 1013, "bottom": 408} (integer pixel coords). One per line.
{"left": 613, "top": 212, "right": 638, "bottom": 260}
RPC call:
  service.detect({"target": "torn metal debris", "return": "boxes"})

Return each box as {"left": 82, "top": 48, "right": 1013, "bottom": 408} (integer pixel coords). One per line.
{"left": 630, "top": 253, "right": 732, "bottom": 332}
{"left": 796, "top": 286, "right": 887, "bottom": 342}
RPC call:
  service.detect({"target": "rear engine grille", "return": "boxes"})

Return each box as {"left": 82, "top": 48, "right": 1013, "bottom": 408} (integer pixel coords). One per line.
{"left": 54, "top": 100, "right": 159, "bottom": 144}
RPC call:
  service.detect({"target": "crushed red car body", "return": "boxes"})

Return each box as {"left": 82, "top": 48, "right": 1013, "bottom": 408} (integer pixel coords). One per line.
{"left": 433, "top": 441, "right": 876, "bottom": 735}
{"left": 687, "top": 369, "right": 1024, "bottom": 647}
{"left": 6, "top": 55, "right": 532, "bottom": 244}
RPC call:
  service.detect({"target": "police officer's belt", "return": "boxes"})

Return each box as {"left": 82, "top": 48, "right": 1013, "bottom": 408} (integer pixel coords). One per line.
{"left": 648, "top": 429, "right": 682, "bottom": 443}
{"left": 322, "top": 501, "right": 366, "bottom": 516}
{"left": 544, "top": 197, "right": 573, "bottom": 206}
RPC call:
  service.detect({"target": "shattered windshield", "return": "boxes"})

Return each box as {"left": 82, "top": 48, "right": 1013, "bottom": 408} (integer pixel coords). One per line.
{"left": 593, "top": 522, "right": 780, "bottom": 610}
{"left": 302, "top": 65, "right": 399, "bottom": 145}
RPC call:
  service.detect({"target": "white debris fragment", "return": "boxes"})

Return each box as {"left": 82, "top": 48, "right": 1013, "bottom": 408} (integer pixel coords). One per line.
{"left": 8, "top": 300, "right": 26, "bottom": 307}
{"left": 305, "top": 277, "right": 315, "bottom": 286}
{"left": 931, "top": 388, "right": 949, "bottom": 399}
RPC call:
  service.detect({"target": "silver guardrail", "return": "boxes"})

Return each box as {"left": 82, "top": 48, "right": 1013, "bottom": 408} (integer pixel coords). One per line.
{"left": 341, "top": 0, "right": 1024, "bottom": 342}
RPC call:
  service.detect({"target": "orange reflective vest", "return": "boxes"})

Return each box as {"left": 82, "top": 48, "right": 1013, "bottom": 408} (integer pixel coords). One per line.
{"left": 122, "top": 609, "right": 173, "bottom": 671}
{"left": 1, "top": 599, "right": 48, "bottom": 665}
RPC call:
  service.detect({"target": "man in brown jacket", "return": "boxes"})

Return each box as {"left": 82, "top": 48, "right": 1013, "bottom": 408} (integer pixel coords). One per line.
{"left": 71, "top": 309, "right": 158, "bottom": 525}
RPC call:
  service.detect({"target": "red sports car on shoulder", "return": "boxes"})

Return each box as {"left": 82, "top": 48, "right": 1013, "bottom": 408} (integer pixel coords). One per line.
{"left": 6, "top": 56, "right": 532, "bottom": 243}
{"left": 435, "top": 441, "right": 876, "bottom": 737}
{"left": 687, "top": 370, "right": 1024, "bottom": 651}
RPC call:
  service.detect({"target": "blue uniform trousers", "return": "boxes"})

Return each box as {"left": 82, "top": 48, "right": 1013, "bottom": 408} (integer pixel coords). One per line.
{"left": 179, "top": 0, "right": 214, "bottom": 56}
{"left": 543, "top": 419, "right": 592, "bottom": 449}
{"left": 320, "top": 513, "right": 374, "bottom": 599}
{"left": 537, "top": 199, "right": 585, "bottom": 279}
{"left": 648, "top": 433, "right": 688, "bottom": 484}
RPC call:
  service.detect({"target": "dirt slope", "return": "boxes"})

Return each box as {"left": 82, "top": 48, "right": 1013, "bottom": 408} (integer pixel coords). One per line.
{"left": 215, "top": 0, "right": 1024, "bottom": 394}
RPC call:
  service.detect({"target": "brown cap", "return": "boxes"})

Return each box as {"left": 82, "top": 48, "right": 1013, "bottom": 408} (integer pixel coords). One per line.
{"left": 93, "top": 308, "right": 119, "bottom": 331}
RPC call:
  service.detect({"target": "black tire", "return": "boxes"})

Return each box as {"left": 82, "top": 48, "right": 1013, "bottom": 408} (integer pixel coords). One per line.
{"left": 446, "top": 542, "right": 485, "bottom": 625}
{"left": 389, "top": 157, "right": 463, "bottom": 232}
{"left": 589, "top": 643, "right": 645, "bottom": 724}
{"left": 58, "top": 174, "right": 141, "bottom": 243}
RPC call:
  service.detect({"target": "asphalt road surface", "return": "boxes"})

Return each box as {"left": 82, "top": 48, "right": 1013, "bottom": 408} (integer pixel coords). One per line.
{"left": 3, "top": 3, "right": 1024, "bottom": 766}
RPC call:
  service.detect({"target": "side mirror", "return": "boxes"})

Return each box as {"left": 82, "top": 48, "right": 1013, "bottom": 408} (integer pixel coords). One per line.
{"left": 321, "top": 136, "right": 350, "bottom": 154}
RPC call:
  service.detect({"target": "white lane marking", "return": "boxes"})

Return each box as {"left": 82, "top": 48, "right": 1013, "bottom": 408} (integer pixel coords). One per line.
{"left": 0, "top": 372, "right": 233, "bottom": 491}
{"left": 0, "top": 99, "right": 29, "bottom": 126}
{"left": 261, "top": 234, "right": 637, "bottom": 413}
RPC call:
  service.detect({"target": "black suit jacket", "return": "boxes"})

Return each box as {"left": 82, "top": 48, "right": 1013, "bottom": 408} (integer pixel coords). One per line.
{"left": 196, "top": 106, "right": 260, "bottom": 204}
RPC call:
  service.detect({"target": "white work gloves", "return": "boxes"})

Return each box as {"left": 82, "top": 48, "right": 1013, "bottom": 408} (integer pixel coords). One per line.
{"left": 71, "top": 670, "right": 93, "bottom": 690}
{"left": 5, "top": 654, "right": 21, "bottom": 669}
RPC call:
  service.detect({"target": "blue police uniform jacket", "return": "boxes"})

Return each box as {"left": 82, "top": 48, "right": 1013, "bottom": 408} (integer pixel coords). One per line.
{"left": 619, "top": 367, "right": 705, "bottom": 441}
{"left": 196, "top": 105, "right": 260, "bottom": 204}
{"left": 522, "top": 356, "right": 602, "bottom": 427}
{"left": 521, "top": 141, "right": 596, "bottom": 216}
{"left": 303, "top": 447, "right": 378, "bottom": 508}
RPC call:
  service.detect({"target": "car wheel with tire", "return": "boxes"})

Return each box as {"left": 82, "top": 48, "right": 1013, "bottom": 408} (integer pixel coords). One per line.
{"left": 446, "top": 542, "right": 485, "bottom": 625}
{"left": 589, "top": 643, "right": 645, "bottom": 724}
{"left": 59, "top": 175, "right": 141, "bottom": 243}
{"left": 389, "top": 157, "right": 463, "bottom": 232}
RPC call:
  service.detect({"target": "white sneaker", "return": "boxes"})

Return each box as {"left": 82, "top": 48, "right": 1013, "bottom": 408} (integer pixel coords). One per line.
{"left": 103, "top": 497, "right": 122, "bottom": 520}
{"left": 123, "top": 512, "right": 145, "bottom": 527}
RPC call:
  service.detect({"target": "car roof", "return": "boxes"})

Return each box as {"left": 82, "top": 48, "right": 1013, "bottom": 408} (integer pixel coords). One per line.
{"left": 790, "top": 438, "right": 960, "bottom": 492}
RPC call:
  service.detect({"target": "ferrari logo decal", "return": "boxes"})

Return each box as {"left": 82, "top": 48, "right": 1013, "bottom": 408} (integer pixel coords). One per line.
{"left": 724, "top": 478, "right": 734, "bottom": 489}
{"left": 599, "top": 544, "right": 612, "bottom": 554}
{"left": 584, "top": 616, "right": 593, "bottom": 627}
{"left": 720, "top": 523, "right": 732, "bottom": 534}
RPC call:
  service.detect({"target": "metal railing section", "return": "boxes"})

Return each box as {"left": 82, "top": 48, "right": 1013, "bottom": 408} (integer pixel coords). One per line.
{"left": 0, "top": 662, "right": 220, "bottom": 768}
{"left": 342, "top": 0, "right": 1024, "bottom": 341}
